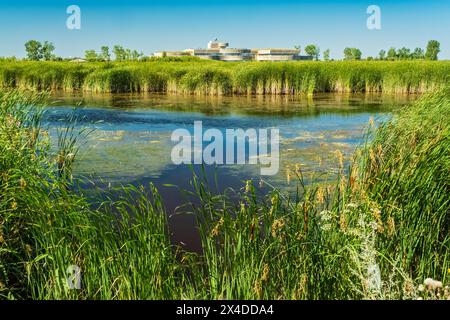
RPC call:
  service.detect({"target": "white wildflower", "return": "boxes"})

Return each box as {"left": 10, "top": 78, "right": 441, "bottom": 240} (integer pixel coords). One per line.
{"left": 423, "top": 278, "right": 442, "bottom": 291}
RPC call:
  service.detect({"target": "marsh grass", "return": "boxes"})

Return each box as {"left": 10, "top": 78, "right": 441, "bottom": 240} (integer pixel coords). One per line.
{"left": 0, "top": 91, "right": 182, "bottom": 299}
{"left": 0, "top": 87, "right": 449, "bottom": 299}
{"left": 190, "top": 88, "right": 449, "bottom": 299}
{"left": 0, "top": 60, "right": 448, "bottom": 95}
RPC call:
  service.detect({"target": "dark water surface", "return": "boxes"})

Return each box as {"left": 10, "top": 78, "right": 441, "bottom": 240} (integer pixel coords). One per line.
{"left": 43, "top": 92, "right": 417, "bottom": 250}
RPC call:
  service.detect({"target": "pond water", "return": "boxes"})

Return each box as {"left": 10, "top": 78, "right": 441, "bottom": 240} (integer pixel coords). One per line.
{"left": 43, "top": 92, "right": 417, "bottom": 250}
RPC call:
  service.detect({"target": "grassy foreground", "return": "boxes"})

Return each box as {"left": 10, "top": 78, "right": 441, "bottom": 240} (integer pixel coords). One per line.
{"left": 0, "top": 87, "right": 449, "bottom": 299}
{"left": 0, "top": 60, "right": 449, "bottom": 95}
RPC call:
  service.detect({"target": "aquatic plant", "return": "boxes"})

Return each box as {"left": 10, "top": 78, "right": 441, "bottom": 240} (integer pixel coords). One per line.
{"left": 0, "top": 60, "right": 448, "bottom": 95}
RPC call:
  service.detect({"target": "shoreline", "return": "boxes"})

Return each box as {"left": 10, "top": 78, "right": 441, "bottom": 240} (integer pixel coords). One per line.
{"left": 1, "top": 60, "right": 448, "bottom": 95}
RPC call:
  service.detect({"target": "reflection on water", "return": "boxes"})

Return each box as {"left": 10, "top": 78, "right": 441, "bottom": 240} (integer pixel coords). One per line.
{"left": 50, "top": 91, "right": 417, "bottom": 115}
{"left": 44, "top": 92, "right": 417, "bottom": 250}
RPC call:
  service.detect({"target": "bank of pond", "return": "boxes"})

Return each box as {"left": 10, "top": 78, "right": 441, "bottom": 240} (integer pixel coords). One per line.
{"left": 0, "top": 60, "right": 449, "bottom": 95}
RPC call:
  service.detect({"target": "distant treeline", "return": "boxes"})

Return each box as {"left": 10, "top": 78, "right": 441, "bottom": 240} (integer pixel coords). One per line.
{"left": 298, "top": 40, "right": 441, "bottom": 61}
{"left": 5, "top": 39, "right": 442, "bottom": 62}
{"left": 374, "top": 40, "right": 441, "bottom": 61}
{"left": 0, "top": 60, "right": 448, "bottom": 95}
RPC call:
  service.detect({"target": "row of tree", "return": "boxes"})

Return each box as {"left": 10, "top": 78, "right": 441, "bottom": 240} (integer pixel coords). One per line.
{"left": 24, "top": 40, "right": 442, "bottom": 62}
{"left": 298, "top": 44, "right": 358, "bottom": 61}
{"left": 377, "top": 40, "right": 440, "bottom": 61}
{"left": 24, "top": 40, "right": 56, "bottom": 61}
{"left": 296, "top": 40, "right": 441, "bottom": 61}
{"left": 24, "top": 40, "right": 145, "bottom": 62}
{"left": 85, "top": 46, "right": 144, "bottom": 62}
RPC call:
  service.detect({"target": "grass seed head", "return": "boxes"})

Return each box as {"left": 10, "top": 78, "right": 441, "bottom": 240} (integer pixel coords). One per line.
{"left": 261, "top": 264, "right": 270, "bottom": 282}
{"left": 271, "top": 218, "right": 285, "bottom": 238}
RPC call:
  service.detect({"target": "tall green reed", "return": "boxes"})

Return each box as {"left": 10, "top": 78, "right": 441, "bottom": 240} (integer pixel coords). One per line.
{"left": 0, "top": 60, "right": 448, "bottom": 95}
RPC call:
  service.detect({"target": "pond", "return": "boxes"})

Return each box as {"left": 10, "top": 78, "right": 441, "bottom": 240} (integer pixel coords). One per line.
{"left": 43, "top": 92, "right": 418, "bottom": 250}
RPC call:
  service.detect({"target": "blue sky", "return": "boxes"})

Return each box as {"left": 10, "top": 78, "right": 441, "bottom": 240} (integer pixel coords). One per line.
{"left": 0, "top": 0, "right": 448, "bottom": 59}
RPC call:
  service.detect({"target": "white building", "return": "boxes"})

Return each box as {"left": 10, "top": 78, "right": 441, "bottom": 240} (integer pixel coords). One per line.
{"left": 155, "top": 40, "right": 313, "bottom": 62}
{"left": 207, "top": 39, "right": 229, "bottom": 49}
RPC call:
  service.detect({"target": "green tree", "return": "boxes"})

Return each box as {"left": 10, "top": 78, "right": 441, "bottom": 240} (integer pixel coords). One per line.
{"left": 412, "top": 47, "right": 424, "bottom": 59}
{"left": 343, "top": 47, "right": 352, "bottom": 60}
{"left": 42, "top": 41, "right": 55, "bottom": 61}
{"left": 125, "top": 48, "right": 132, "bottom": 61}
{"left": 397, "top": 47, "right": 411, "bottom": 60}
{"left": 85, "top": 50, "right": 98, "bottom": 62}
{"left": 25, "top": 40, "right": 43, "bottom": 61}
{"left": 131, "top": 50, "right": 143, "bottom": 61}
{"left": 387, "top": 47, "right": 397, "bottom": 60}
{"left": 378, "top": 49, "right": 386, "bottom": 60}
{"left": 343, "top": 47, "right": 362, "bottom": 60}
{"left": 305, "top": 44, "right": 320, "bottom": 60}
{"left": 100, "top": 46, "right": 111, "bottom": 61}
{"left": 113, "top": 45, "right": 126, "bottom": 61}
{"left": 425, "top": 40, "right": 440, "bottom": 60}
{"left": 323, "top": 49, "right": 330, "bottom": 61}
{"left": 351, "top": 48, "right": 362, "bottom": 60}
